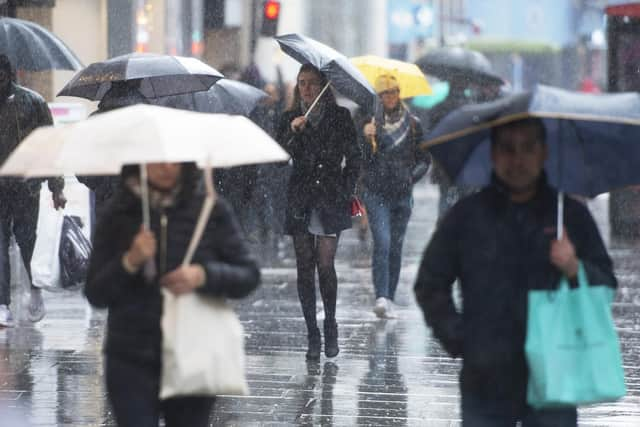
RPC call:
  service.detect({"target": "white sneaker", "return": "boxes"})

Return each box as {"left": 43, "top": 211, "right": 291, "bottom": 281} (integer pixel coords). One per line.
{"left": 28, "top": 289, "right": 46, "bottom": 323}
{"left": 0, "top": 304, "right": 14, "bottom": 327}
{"left": 373, "top": 297, "right": 387, "bottom": 319}
{"left": 384, "top": 299, "right": 397, "bottom": 319}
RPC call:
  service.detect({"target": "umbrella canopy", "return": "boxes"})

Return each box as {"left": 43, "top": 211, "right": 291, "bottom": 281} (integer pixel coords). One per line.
{"left": 410, "top": 81, "right": 450, "bottom": 109}
{"left": 0, "top": 17, "right": 83, "bottom": 71}
{"left": 351, "top": 55, "right": 432, "bottom": 99}
{"left": 424, "top": 85, "right": 640, "bottom": 198}
{"left": 275, "top": 33, "right": 377, "bottom": 113}
{"left": 416, "top": 47, "right": 502, "bottom": 87}
{"left": 0, "top": 104, "right": 289, "bottom": 178}
{"left": 57, "top": 53, "right": 223, "bottom": 100}
{"left": 153, "top": 79, "right": 268, "bottom": 116}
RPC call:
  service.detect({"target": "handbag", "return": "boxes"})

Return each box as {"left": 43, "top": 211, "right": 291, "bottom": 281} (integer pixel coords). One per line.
{"left": 525, "top": 262, "right": 626, "bottom": 408}
{"left": 58, "top": 216, "right": 92, "bottom": 290}
{"left": 350, "top": 196, "right": 365, "bottom": 217}
{"left": 160, "top": 290, "right": 249, "bottom": 399}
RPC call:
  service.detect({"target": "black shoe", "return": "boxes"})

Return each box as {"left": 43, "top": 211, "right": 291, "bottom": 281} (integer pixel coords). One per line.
{"left": 324, "top": 321, "right": 339, "bottom": 358}
{"left": 306, "top": 328, "right": 321, "bottom": 360}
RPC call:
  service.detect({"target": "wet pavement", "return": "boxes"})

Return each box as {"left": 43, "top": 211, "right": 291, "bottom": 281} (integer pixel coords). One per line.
{"left": 1, "top": 182, "right": 640, "bottom": 426}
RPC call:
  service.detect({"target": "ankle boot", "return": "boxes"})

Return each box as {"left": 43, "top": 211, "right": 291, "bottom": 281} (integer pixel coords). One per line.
{"left": 324, "top": 320, "right": 339, "bottom": 358}
{"left": 306, "top": 327, "right": 321, "bottom": 360}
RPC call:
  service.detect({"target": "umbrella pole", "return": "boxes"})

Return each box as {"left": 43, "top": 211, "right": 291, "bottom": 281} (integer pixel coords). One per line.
{"left": 182, "top": 160, "right": 217, "bottom": 266}
{"left": 140, "top": 163, "right": 151, "bottom": 230}
{"left": 557, "top": 192, "right": 564, "bottom": 240}
{"left": 304, "top": 81, "right": 332, "bottom": 119}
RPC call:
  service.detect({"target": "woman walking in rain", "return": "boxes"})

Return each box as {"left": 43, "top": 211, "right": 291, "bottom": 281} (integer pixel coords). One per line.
{"left": 85, "top": 162, "right": 260, "bottom": 427}
{"left": 360, "top": 75, "right": 429, "bottom": 319}
{"left": 277, "top": 63, "right": 361, "bottom": 360}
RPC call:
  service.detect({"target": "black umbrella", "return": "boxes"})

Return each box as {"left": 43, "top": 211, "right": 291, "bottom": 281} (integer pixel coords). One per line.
{"left": 0, "top": 17, "right": 82, "bottom": 71}
{"left": 153, "top": 79, "right": 268, "bottom": 116}
{"left": 275, "top": 33, "right": 377, "bottom": 114}
{"left": 57, "top": 53, "right": 223, "bottom": 100}
{"left": 416, "top": 47, "right": 502, "bottom": 86}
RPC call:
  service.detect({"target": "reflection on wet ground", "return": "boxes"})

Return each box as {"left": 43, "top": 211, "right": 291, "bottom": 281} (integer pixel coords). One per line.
{"left": 0, "top": 184, "right": 639, "bottom": 426}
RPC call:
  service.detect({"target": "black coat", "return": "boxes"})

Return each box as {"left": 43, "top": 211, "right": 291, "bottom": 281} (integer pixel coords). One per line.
{"left": 413, "top": 174, "right": 616, "bottom": 407}
{"left": 277, "top": 104, "right": 361, "bottom": 235}
{"left": 0, "top": 82, "right": 63, "bottom": 194}
{"left": 85, "top": 174, "right": 260, "bottom": 366}
{"left": 357, "top": 112, "right": 430, "bottom": 198}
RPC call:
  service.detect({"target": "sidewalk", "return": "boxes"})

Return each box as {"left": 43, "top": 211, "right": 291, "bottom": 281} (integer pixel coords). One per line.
{"left": 0, "top": 183, "right": 639, "bottom": 426}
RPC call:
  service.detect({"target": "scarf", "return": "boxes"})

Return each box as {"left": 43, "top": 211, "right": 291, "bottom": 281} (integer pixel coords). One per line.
{"left": 378, "top": 104, "right": 411, "bottom": 152}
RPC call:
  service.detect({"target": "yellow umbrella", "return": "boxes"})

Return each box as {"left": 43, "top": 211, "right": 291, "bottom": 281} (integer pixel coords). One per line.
{"left": 351, "top": 55, "right": 432, "bottom": 98}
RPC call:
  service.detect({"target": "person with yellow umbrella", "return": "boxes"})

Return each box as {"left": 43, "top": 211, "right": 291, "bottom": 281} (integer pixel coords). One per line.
{"left": 354, "top": 59, "right": 431, "bottom": 319}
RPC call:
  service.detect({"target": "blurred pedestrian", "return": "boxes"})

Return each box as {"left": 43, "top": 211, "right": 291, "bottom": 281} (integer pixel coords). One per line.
{"left": 250, "top": 78, "right": 291, "bottom": 263}
{"left": 414, "top": 118, "right": 617, "bottom": 426}
{"left": 424, "top": 79, "right": 481, "bottom": 219}
{"left": 77, "top": 79, "right": 150, "bottom": 227}
{"left": 276, "top": 63, "right": 361, "bottom": 360}
{"left": 0, "top": 54, "right": 66, "bottom": 326}
{"left": 85, "top": 162, "right": 260, "bottom": 427}
{"left": 359, "top": 74, "right": 430, "bottom": 318}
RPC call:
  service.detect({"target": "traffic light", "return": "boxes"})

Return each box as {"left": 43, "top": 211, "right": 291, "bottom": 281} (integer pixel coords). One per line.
{"left": 260, "top": 0, "right": 280, "bottom": 36}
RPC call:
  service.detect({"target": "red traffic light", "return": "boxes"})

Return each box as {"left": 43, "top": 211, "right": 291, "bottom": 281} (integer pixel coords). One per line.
{"left": 264, "top": 0, "right": 280, "bottom": 20}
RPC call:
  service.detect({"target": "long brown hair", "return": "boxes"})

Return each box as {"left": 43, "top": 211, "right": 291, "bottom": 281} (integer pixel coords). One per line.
{"left": 288, "top": 63, "right": 336, "bottom": 112}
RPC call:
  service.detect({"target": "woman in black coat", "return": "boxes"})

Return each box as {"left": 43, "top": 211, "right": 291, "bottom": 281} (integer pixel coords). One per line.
{"left": 85, "top": 162, "right": 260, "bottom": 427}
{"left": 276, "top": 63, "right": 361, "bottom": 360}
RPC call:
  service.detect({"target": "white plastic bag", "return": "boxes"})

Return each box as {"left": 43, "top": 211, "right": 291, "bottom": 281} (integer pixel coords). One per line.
{"left": 160, "top": 290, "right": 249, "bottom": 399}
{"left": 31, "top": 178, "right": 91, "bottom": 291}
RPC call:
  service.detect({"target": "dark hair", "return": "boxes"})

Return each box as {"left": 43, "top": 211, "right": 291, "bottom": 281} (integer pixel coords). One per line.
{"left": 490, "top": 117, "right": 547, "bottom": 146}
{"left": 288, "top": 63, "right": 336, "bottom": 111}
{"left": 0, "top": 54, "right": 15, "bottom": 81}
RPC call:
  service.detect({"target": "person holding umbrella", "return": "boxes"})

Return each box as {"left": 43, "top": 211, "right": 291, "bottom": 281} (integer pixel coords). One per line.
{"left": 85, "top": 162, "right": 260, "bottom": 427}
{"left": 0, "top": 54, "right": 66, "bottom": 327}
{"left": 413, "top": 117, "right": 616, "bottom": 426}
{"left": 276, "top": 63, "right": 361, "bottom": 360}
{"left": 415, "top": 47, "right": 504, "bottom": 219}
{"left": 359, "top": 74, "right": 430, "bottom": 319}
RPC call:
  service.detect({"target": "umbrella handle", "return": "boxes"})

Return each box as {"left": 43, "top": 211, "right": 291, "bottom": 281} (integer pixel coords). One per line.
{"left": 303, "top": 81, "right": 332, "bottom": 119}
{"left": 139, "top": 164, "right": 157, "bottom": 279}
{"left": 557, "top": 191, "right": 564, "bottom": 240}
{"left": 182, "top": 161, "right": 217, "bottom": 267}
{"left": 368, "top": 117, "right": 377, "bottom": 153}
{"left": 140, "top": 164, "right": 151, "bottom": 230}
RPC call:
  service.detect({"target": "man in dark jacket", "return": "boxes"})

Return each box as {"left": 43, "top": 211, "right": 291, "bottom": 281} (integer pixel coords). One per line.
{"left": 0, "top": 55, "right": 66, "bottom": 327}
{"left": 414, "top": 118, "right": 617, "bottom": 426}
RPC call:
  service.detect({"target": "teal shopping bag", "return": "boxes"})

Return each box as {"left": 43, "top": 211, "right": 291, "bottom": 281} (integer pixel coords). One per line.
{"left": 525, "top": 262, "right": 626, "bottom": 408}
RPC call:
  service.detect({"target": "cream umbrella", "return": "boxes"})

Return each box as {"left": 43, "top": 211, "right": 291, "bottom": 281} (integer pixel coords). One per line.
{"left": 0, "top": 104, "right": 290, "bottom": 262}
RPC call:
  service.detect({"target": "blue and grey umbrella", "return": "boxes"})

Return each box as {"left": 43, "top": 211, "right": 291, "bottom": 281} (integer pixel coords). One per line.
{"left": 423, "top": 84, "right": 640, "bottom": 236}
{"left": 275, "top": 33, "right": 377, "bottom": 114}
{"left": 57, "top": 53, "right": 223, "bottom": 100}
{"left": 153, "top": 79, "right": 268, "bottom": 117}
{"left": 0, "top": 17, "right": 82, "bottom": 71}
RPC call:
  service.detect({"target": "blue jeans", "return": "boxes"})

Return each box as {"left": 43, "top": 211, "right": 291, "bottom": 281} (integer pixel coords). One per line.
{"left": 461, "top": 393, "right": 577, "bottom": 427}
{"left": 363, "top": 191, "right": 412, "bottom": 300}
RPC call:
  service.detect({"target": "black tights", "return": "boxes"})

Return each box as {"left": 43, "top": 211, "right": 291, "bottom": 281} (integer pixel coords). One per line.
{"left": 293, "top": 233, "right": 339, "bottom": 334}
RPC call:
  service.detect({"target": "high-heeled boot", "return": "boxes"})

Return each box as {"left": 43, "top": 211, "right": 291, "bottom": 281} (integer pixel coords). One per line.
{"left": 324, "top": 320, "right": 339, "bottom": 358}
{"left": 306, "top": 326, "right": 321, "bottom": 360}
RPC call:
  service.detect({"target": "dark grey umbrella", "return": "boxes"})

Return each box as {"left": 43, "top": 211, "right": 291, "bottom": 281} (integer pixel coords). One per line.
{"left": 0, "top": 17, "right": 83, "bottom": 71}
{"left": 57, "top": 53, "right": 223, "bottom": 100}
{"left": 416, "top": 47, "right": 502, "bottom": 86}
{"left": 153, "top": 79, "right": 268, "bottom": 116}
{"left": 275, "top": 33, "right": 377, "bottom": 114}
